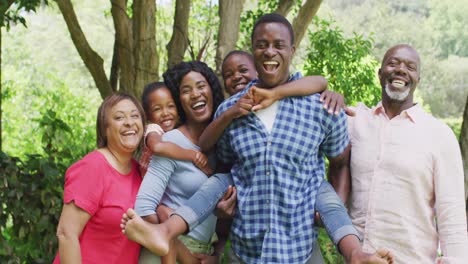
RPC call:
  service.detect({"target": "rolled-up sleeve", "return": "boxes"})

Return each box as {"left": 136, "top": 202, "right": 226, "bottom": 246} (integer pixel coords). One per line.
{"left": 135, "top": 155, "right": 176, "bottom": 216}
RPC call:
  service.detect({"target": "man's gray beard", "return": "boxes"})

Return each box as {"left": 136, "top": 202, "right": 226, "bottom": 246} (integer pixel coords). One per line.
{"left": 385, "top": 84, "right": 410, "bottom": 101}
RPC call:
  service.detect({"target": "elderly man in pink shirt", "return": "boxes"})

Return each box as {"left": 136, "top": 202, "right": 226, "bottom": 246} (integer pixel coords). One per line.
{"left": 346, "top": 44, "right": 468, "bottom": 263}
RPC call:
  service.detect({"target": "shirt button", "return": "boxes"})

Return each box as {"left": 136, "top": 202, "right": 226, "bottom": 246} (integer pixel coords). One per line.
{"left": 266, "top": 171, "right": 270, "bottom": 175}
{"left": 267, "top": 141, "right": 272, "bottom": 146}
{"left": 266, "top": 199, "right": 270, "bottom": 204}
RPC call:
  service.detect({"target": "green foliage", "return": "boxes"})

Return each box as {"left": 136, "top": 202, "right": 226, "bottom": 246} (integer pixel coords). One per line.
{"left": 0, "top": 102, "right": 96, "bottom": 262}
{"left": 442, "top": 118, "right": 462, "bottom": 139}
{"left": 186, "top": 0, "right": 219, "bottom": 65}
{"left": 318, "top": 228, "right": 344, "bottom": 264}
{"left": 237, "top": 0, "right": 280, "bottom": 50}
{"left": 304, "top": 17, "right": 380, "bottom": 107}
{"left": 1, "top": 0, "right": 46, "bottom": 29}
{"left": 427, "top": 0, "right": 468, "bottom": 58}
{"left": 1, "top": 57, "right": 99, "bottom": 262}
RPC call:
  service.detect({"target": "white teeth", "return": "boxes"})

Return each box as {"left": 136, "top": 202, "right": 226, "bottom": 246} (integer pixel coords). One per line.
{"left": 123, "top": 131, "right": 136, "bottom": 135}
{"left": 192, "top": 102, "right": 205, "bottom": 108}
{"left": 392, "top": 80, "right": 406, "bottom": 88}
{"left": 163, "top": 120, "right": 172, "bottom": 126}
{"left": 264, "top": 61, "right": 278, "bottom": 65}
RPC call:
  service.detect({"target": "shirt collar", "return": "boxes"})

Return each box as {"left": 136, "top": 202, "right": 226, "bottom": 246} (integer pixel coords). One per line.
{"left": 372, "top": 101, "right": 422, "bottom": 123}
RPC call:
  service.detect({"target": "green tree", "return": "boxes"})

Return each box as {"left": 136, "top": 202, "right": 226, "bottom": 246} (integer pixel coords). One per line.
{"left": 304, "top": 17, "right": 380, "bottom": 107}
{"left": 1, "top": 0, "right": 45, "bottom": 152}
{"left": 55, "top": 0, "right": 323, "bottom": 99}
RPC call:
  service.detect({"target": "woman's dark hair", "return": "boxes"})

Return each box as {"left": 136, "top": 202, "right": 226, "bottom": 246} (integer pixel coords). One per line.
{"left": 163, "top": 61, "right": 224, "bottom": 123}
{"left": 141, "top": 82, "right": 167, "bottom": 118}
{"left": 96, "top": 92, "right": 145, "bottom": 148}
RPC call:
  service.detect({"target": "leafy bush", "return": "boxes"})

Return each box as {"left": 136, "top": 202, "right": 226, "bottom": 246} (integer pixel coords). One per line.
{"left": 304, "top": 17, "right": 381, "bottom": 107}
{"left": 1, "top": 77, "right": 99, "bottom": 262}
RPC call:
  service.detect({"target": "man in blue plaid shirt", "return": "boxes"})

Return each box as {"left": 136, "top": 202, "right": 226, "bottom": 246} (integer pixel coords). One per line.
{"left": 211, "top": 14, "right": 390, "bottom": 264}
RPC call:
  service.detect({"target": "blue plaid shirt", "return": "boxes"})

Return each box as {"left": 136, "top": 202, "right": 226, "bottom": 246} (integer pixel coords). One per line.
{"left": 215, "top": 73, "right": 349, "bottom": 263}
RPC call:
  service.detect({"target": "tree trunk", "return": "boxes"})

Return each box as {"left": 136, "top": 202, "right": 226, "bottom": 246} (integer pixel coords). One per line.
{"left": 275, "top": 0, "right": 295, "bottom": 17}
{"left": 56, "top": 0, "right": 112, "bottom": 99}
{"left": 111, "top": 0, "right": 135, "bottom": 95}
{"left": 166, "top": 0, "right": 191, "bottom": 70}
{"left": 214, "top": 0, "right": 245, "bottom": 80}
{"left": 292, "top": 0, "right": 322, "bottom": 49}
{"left": 133, "top": 0, "right": 159, "bottom": 97}
{"left": 460, "top": 95, "right": 468, "bottom": 203}
{"left": 109, "top": 35, "right": 119, "bottom": 92}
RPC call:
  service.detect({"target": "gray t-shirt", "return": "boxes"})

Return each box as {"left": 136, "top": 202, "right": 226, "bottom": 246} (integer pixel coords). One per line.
{"left": 135, "top": 129, "right": 216, "bottom": 242}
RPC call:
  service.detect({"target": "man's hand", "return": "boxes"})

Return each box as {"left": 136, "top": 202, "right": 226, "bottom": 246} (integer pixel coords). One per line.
{"left": 215, "top": 186, "right": 237, "bottom": 219}
{"left": 320, "top": 90, "right": 347, "bottom": 115}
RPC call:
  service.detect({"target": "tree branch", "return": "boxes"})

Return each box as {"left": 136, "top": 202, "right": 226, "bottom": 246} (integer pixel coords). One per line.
{"left": 133, "top": 0, "right": 158, "bottom": 97}
{"left": 166, "top": 0, "right": 191, "bottom": 69}
{"left": 215, "top": 0, "right": 245, "bottom": 79}
{"left": 111, "top": 0, "right": 135, "bottom": 94}
{"left": 56, "top": 0, "right": 112, "bottom": 99}
{"left": 275, "top": 0, "right": 295, "bottom": 17}
{"left": 109, "top": 35, "right": 119, "bottom": 92}
{"left": 292, "top": 0, "right": 322, "bottom": 48}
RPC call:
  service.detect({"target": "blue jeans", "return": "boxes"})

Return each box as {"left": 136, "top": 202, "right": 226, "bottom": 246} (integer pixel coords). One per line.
{"left": 173, "top": 174, "right": 360, "bottom": 247}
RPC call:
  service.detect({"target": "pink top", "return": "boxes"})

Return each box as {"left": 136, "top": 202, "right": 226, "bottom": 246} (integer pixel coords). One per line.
{"left": 348, "top": 102, "right": 468, "bottom": 263}
{"left": 53, "top": 150, "right": 142, "bottom": 264}
{"left": 139, "top": 123, "right": 164, "bottom": 176}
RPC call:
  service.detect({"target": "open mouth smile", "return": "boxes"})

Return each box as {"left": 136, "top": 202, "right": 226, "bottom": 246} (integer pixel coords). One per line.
{"left": 263, "top": 61, "right": 279, "bottom": 73}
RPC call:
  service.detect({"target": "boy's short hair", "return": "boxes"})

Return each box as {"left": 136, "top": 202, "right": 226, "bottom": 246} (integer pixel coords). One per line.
{"left": 221, "top": 50, "right": 254, "bottom": 73}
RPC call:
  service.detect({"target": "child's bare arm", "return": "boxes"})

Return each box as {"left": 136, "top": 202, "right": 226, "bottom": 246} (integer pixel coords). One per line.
{"left": 251, "top": 75, "right": 328, "bottom": 111}
{"left": 147, "top": 132, "right": 211, "bottom": 173}
{"left": 199, "top": 92, "right": 254, "bottom": 152}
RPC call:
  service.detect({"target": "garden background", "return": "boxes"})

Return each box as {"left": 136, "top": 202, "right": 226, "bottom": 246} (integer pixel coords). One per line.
{"left": 1, "top": 0, "right": 467, "bottom": 263}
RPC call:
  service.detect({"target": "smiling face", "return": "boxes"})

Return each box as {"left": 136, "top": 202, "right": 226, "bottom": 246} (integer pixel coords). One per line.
{"left": 147, "top": 87, "right": 179, "bottom": 132}
{"left": 222, "top": 53, "right": 257, "bottom": 96}
{"left": 105, "top": 99, "right": 143, "bottom": 153}
{"left": 252, "top": 22, "right": 295, "bottom": 88}
{"left": 379, "top": 45, "right": 420, "bottom": 104}
{"left": 179, "top": 71, "right": 213, "bottom": 124}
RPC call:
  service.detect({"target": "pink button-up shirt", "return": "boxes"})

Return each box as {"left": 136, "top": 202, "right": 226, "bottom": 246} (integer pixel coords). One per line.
{"left": 348, "top": 102, "right": 468, "bottom": 263}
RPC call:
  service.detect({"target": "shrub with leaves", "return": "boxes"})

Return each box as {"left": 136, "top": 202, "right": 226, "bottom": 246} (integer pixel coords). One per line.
{"left": 304, "top": 17, "right": 381, "bottom": 107}
{"left": 1, "top": 78, "right": 98, "bottom": 262}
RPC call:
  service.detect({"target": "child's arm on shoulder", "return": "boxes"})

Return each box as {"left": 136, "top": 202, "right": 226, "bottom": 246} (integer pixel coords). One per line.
{"left": 146, "top": 132, "right": 212, "bottom": 175}
{"left": 251, "top": 75, "right": 328, "bottom": 111}
{"left": 199, "top": 92, "right": 255, "bottom": 152}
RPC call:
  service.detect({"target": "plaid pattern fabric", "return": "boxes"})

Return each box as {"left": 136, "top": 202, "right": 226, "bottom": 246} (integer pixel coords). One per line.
{"left": 215, "top": 73, "right": 349, "bottom": 263}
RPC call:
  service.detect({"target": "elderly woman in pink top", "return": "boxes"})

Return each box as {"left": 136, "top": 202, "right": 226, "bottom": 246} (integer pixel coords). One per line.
{"left": 54, "top": 93, "right": 144, "bottom": 264}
